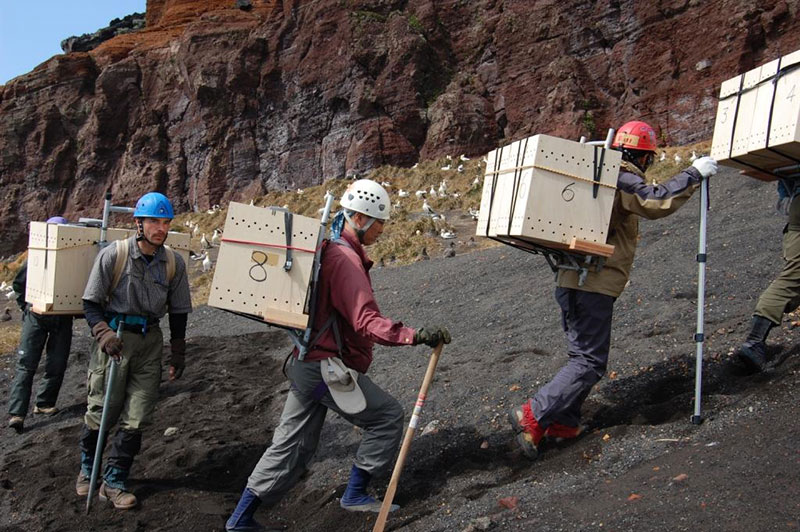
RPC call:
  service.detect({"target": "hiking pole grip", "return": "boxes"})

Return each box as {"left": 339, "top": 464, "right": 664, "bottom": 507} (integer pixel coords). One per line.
{"left": 372, "top": 343, "right": 444, "bottom": 532}
{"left": 85, "top": 318, "right": 125, "bottom": 514}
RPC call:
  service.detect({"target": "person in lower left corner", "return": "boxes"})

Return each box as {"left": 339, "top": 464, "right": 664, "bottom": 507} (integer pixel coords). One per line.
{"left": 7, "top": 216, "right": 75, "bottom": 434}
{"left": 225, "top": 180, "right": 451, "bottom": 532}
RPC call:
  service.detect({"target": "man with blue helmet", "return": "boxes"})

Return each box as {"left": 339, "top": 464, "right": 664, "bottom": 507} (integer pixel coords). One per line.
{"left": 75, "top": 192, "right": 192, "bottom": 510}
{"left": 7, "top": 216, "right": 75, "bottom": 434}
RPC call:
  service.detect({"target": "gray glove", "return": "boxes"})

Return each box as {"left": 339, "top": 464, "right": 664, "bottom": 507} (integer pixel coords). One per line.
{"left": 692, "top": 156, "right": 718, "bottom": 178}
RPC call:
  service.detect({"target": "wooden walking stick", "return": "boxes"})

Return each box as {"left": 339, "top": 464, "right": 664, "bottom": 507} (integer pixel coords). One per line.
{"left": 372, "top": 343, "right": 444, "bottom": 532}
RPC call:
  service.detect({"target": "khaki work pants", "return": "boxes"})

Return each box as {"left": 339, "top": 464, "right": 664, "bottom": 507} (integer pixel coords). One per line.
{"left": 84, "top": 327, "right": 163, "bottom": 432}
{"left": 755, "top": 195, "right": 800, "bottom": 324}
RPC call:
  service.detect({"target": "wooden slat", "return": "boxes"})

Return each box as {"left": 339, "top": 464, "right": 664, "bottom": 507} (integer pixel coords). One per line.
{"left": 569, "top": 237, "right": 615, "bottom": 257}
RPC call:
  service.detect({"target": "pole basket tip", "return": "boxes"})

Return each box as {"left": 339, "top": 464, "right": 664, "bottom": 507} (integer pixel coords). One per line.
{"left": 690, "top": 414, "right": 703, "bottom": 425}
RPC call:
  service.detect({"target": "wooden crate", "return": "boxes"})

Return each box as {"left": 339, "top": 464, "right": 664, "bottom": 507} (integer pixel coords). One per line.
{"left": 26, "top": 223, "right": 190, "bottom": 314}
{"left": 711, "top": 48, "right": 800, "bottom": 173}
{"left": 208, "top": 203, "right": 320, "bottom": 330}
{"left": 477, "top": 134, "right": 620, "bottom": 256}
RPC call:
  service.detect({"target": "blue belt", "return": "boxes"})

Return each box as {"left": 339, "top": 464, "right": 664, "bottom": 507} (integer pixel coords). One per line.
{"left": 107, "top": 314, "right": 157, "bottom": 335}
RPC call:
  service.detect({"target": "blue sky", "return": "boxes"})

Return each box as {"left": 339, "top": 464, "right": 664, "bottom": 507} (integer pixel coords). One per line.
{"left": 0, "top": 0, "right": 146, "bottom": 85}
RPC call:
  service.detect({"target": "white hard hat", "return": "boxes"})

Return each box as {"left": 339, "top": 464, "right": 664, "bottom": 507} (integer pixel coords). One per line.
{"left": 340, "top": 179, "right": 390, "bottom": 220}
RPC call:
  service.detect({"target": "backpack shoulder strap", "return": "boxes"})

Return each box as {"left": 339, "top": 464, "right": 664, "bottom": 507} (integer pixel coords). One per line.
{"left": 163, "top": 244, "right": 176, "bottom": 283}
{"left": 110, "top": 238, "right": 129, "bottom": 295}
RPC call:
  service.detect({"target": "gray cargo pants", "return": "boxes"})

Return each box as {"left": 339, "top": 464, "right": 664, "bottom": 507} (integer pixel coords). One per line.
{"left": 754, "top": 194, "right": 800, "bottom": 324}
{"left": 530, "top": 287, "right": 615, "bottom": 428}
{"left": 7, "top": 309, "right": 73, "bottom": 417}
{"left": 246, "top": 357, "right": 404, "bottom": 506}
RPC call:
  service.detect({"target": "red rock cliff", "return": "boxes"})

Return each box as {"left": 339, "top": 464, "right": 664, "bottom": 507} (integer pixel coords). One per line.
{"left": 0, "top": 0, "right": 799, "bottom": 254}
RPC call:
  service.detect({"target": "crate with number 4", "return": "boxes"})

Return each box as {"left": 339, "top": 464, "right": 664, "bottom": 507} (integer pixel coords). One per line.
{"left": 711, "top": 48, "right": 800, "bottom": 173}
{"left": 476, "top": 134, "right": 620, "bottom": 257}
{"left": 208, "top": 202, "right": 320, "bottom": 329}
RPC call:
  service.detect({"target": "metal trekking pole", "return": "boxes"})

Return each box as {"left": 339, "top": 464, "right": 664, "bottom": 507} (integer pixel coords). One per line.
{"left": 372, "top": 343, "right": 444, "bottom": 532}
{"left": 85, "top": 317, "right": 125, "bottom": 513}
{"left": 297, "top": 192, "right": 335, "bottom": 360}
{"left": 691, "top": 176, "right": 709, "bottom": 425}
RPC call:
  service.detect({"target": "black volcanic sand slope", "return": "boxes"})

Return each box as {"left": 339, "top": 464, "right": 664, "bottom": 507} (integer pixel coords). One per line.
{"left": 1, "top": 167, "right": 798, "bottom": 531}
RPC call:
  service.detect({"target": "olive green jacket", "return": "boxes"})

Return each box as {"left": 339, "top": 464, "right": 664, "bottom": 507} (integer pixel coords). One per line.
{"left": 558, "top": 161, "right": 703, "bottom": 297}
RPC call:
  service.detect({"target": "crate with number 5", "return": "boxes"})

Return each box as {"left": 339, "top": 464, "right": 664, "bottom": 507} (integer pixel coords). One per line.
{"left": 208, "top": 202, "right": 320, "bottom": 329}
{"left": 476, "top": 134, "right": 620, "bottom": 257}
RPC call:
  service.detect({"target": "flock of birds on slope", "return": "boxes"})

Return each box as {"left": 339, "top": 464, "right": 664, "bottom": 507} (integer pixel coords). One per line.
{"left": 0, "top": 148, "right": 703, "bottom": 315}
{"left": 177, "top": 147, "right": 705, "bottom": 275}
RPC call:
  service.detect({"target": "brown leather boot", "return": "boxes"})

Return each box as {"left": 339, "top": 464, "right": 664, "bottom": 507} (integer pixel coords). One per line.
{"left": 75, "top": 472, "right": 91, "bottom": 496}
{"left": 98, "top": 482, "right": 138, "bottom": 510}
{"left": 7, "top": 416, "right": 24, "bottom": 434}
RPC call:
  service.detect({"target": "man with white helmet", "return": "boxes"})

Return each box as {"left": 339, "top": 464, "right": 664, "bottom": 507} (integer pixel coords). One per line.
{"left": 225, "top": 179, "right": 451, "bottom": 532}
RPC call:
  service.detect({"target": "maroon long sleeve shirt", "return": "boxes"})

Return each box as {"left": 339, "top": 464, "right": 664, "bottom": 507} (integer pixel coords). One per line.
{"left": 299, "top": 230, "right": 416, "bottom": 373}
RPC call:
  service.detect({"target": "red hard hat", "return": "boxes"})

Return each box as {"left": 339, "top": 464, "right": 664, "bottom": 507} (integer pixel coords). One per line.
{"left": 612, "top": 121, "right": 658, "bottom": 153}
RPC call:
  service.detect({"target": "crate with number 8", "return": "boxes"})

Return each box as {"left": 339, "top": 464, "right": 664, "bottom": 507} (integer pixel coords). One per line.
{"left": 476, "top": 134, "right": 620, "bottom": 257}
{"left": 208, "top": 202, "right": 320, "bottom": 330}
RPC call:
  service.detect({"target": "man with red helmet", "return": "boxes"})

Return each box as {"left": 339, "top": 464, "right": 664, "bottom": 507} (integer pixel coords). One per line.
{"left": 509, "top": 121, "right": 718, "bottom": 460}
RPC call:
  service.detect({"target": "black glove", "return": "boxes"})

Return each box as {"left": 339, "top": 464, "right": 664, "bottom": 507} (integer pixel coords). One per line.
{"left": 169, "top": 338, "right": 186, "bottom": 381}
{"left": 92, "top": 321, "right": 123, "bottom": 358}
{"left": 414, "top": 325, "right": 452, "bottom": 347}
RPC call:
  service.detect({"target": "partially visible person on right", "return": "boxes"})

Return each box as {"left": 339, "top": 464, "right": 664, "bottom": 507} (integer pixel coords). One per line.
{"left": 737, "top": 172, "right": 800, "bottom": 372}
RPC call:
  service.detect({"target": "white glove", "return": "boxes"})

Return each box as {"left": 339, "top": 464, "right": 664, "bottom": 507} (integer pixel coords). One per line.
{"left": 692, "top": 156, "right": 718, "bottom": 178}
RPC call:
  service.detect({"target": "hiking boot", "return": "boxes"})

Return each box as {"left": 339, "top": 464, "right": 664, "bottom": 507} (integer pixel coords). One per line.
{"left": 340, "top": 495, "right": 399, "bottom": 513}
{"left": 509, "top": 403, "right": 545, "bottom": 460}
{"left": 738, "top": 343, "right": 768, "bottom": 372}
{"left": 33, "top": 406, "right": 59, "bottom": 415}
{"left": 75, "top": 472, "right": 94, "bottom": 497}
{"left": 544, "top": 422, "right": 582, "bottom": 442}
{"left": 98, "top": 482, "right": 137, "bottom": 510}
{"left": 7, "top": 416, "right": 24, "bottom": 434}
{"left": 339, "top": 465, "right": 400, "bottom": 513}
{"left": 737, "top": 315, "right": 775, "bottom": 372}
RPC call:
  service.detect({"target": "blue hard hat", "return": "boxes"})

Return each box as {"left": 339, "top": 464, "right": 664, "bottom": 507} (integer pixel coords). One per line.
{"left": 46, "top": 216, "right": 68, "bottom": 224}
{"left": 134, "top": 192, "right": 174, "bottom": 219}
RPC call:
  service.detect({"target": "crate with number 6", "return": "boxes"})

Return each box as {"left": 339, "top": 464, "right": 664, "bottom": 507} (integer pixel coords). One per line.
{"left": 476, "top": 134, "right": 620, "bottom": 257}
{"left": 208, "top": 202, "right": 320, "bottom": 329}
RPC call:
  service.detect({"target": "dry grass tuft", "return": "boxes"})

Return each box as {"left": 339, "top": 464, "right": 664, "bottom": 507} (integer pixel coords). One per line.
{"left": 0, "top": 323, "right": 21, "bottom": 357}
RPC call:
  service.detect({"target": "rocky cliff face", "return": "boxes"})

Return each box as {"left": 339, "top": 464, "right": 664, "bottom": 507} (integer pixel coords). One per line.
{"left": 1, "top": 0, "right": 799, "bottom": 254}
